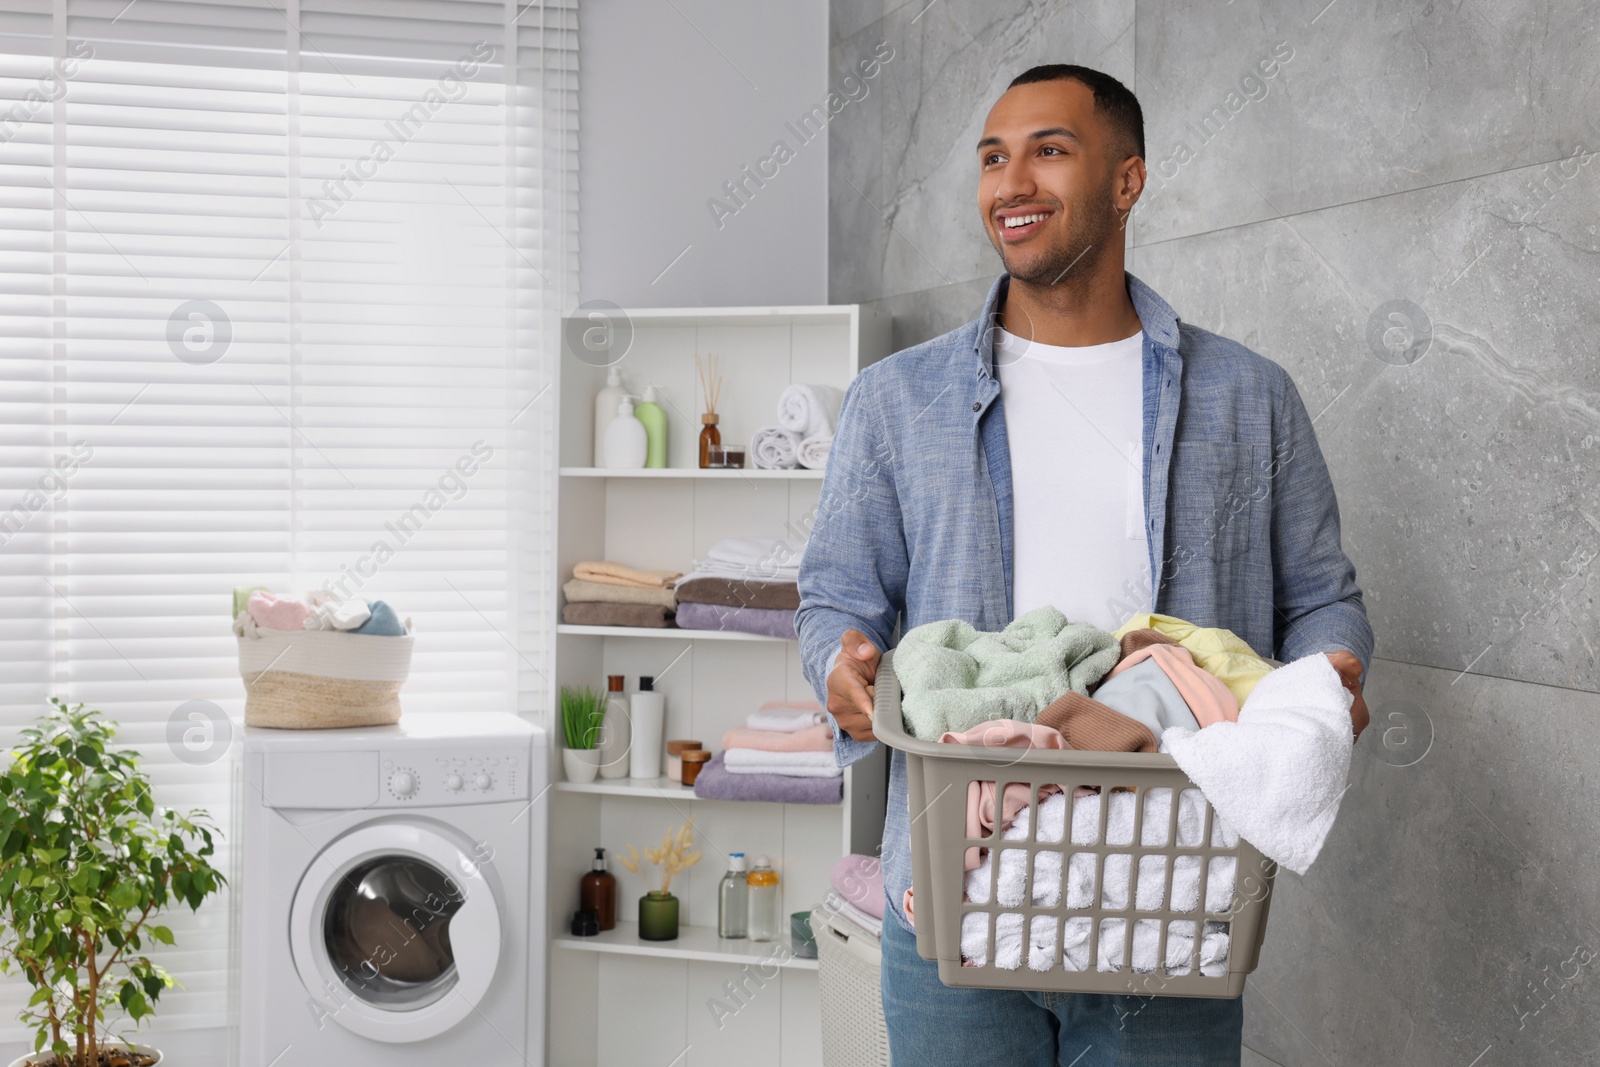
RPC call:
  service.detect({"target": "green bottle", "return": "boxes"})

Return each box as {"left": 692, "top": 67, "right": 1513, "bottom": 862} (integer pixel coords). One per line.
{"left": 636, "top": 385, "right": 668, "bottom": 468}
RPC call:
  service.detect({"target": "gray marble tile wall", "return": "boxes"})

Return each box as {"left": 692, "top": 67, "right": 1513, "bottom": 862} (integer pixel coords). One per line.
{"left": 828, "top": 1, "right": 1600, "bottom": 1063}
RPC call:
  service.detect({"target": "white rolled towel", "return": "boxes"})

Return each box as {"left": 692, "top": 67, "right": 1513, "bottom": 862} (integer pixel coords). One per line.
{"left": 777, "top": 384, "right": 844, "bottom": 438}
{"left": 750, "top": 426, "right": 801, "bottom": 469}
{"left": 796, "top": 433, "right": 831, "bottom": 470}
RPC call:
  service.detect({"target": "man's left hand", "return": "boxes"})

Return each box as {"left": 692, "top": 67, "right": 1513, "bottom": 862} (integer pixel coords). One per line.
{"left": 1324, "top": 650, "right": 1369, "bottom": 742}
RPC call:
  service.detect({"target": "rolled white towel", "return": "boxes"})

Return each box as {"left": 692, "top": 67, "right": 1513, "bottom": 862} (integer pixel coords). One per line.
{"left": 777, "top": 384, "right": 844, "bottom": 438}
{"left": 750, "top": 425, "right": 801, "bottom": 470}
{"left": 796, "top": 433, "right": 831, "bottom": 470}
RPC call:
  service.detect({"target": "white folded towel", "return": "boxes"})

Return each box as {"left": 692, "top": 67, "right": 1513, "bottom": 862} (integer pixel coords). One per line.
{"left": 723, "top": 748, "right": 842, "bottom": 777}
{"left": 748, "top": 708, "right": 826, "bottom": 732}
{"left": 823, "top": 890, "right": 883, "bottom": 940}
{"left": 777, "top": 384, "right": 844, "bottom": 438}
{"left": 796, "top": 433, "right": 831, "bottom": 470}
{"left": 750, "top": 425, "right": 801, "bottom": 469}
{"left": 1163, "top": 654, "right": 1354, "bottom": 875}
{"left": 707, "top": 537, "right": 807, "bottom": 568}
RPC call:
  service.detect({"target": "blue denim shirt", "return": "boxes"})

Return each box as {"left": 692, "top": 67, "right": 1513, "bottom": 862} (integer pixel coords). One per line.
{"left": 795, "top": 272, "right": 1374, "bottom": 933}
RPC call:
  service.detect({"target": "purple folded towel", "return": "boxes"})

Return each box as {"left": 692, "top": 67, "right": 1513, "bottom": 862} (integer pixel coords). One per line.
{"left": 674, "top": 601, "right": 797, "bottom": 640}
{"left": 692, "top": 753, "right": 842, "bottom": 805}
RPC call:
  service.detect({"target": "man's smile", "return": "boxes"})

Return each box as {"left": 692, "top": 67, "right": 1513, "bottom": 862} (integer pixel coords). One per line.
{"left": 995, "top": 204, "right": 1056, "bottom": 242}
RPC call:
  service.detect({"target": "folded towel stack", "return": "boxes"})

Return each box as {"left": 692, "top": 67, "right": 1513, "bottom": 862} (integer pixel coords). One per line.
{"left": 750, "top": 384, "right": 843, "bottom": 470}
{"left": 824, "top": 854, "right": 884, "bottom": 940}
{"left": 674, "top": 538, "right": 804, "bottom": 639}
{"left": 692, "top": 700, "right": 843, "bottom": 804}
{"left": 561, "top": 559, "right": 682, "bottom": 629}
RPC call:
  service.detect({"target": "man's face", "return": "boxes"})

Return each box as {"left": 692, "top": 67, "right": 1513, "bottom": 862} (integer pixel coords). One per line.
{"left": 975, "top": 79, "right": 1126, "bottom": 286}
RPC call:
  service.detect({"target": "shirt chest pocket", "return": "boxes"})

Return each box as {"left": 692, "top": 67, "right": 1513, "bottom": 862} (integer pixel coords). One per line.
{"left": 1170, "top": 440, "right": 1262, "bottom": 566}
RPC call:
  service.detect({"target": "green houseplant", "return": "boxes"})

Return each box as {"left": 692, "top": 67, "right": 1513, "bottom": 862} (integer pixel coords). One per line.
{"left": 560, "top": 685, "right": 607, "bottom": 784}
{"left": 0, "top": 699, "right": 225, "bottom": 1067}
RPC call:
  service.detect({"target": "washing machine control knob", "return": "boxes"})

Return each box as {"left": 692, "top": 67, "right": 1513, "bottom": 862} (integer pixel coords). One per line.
{"left": 474, "top": 772, "right": 493, "bottom": 791}
{"left": 444, "top": 772, "right": 464, "bottom": 792}
{"left": 389, "top": 770, "right": 418, "bottom": 798}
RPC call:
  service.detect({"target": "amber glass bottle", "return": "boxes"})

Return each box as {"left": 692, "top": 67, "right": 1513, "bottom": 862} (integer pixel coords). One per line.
{"left": 580, "top": 847, "right": 617, "bottom": 931}
{"left": 698, "top": 413, "right": 721, "bottom": 468}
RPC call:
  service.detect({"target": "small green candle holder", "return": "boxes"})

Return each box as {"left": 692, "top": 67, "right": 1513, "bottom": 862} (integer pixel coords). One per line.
{"left": 638, "top": 890, "right": 680, "bottom": 941}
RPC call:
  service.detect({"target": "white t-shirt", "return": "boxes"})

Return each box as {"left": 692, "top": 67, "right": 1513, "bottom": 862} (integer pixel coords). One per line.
{"left": 996, "top": 326, "right": 1151, "bottom": 631}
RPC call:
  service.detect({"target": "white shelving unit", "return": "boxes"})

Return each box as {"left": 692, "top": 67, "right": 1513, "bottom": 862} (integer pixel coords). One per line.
{"left": 547, "top": 304, "right": 892, "bottom": 1067}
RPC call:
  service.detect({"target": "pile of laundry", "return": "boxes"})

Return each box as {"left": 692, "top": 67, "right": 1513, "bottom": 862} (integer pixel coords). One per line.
{"left": 693, "top": 701, "right": 842, "bottom": 804}
{"left": 822, "top": 853, "right": 884, "bottom": 941}
{"left": 561, "top": 560, "right": 681, "bottom": 629}
{"left": 750, "top": 384, "right": 841, "bottom": 471}
{"left": 673, "top": 537, "right": 804, "bottom": 639}
{"left": 231, "top": 587, "right": 408, "bottom": 637}
{"left": 895, "top": 608, "right": 1356, "bottom": 974}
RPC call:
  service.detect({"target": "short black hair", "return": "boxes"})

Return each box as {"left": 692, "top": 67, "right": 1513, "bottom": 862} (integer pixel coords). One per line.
{"left": 1007, "top": 65, "right": 1144, "bottom": 162}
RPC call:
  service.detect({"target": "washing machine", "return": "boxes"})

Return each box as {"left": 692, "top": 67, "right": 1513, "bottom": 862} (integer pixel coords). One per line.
{"left": 240, "top": 712, "right": 546, "bottom": 1066}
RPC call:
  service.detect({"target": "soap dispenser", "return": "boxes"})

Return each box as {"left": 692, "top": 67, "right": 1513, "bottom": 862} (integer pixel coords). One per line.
{"left": 635, "top": 385, "right": 668, "bottom": 468}
{"left": 603, "top": 396, "right": 647, "bottom": 470}
{"left": 580, "top": 847, "right": 618, "bottom": 931}
{"left": 593, "top": 366, "right": 627, "bottom": 466}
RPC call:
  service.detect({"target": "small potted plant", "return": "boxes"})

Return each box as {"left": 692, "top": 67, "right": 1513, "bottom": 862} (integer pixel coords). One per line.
{"left": 618, "top": 818, "right": 701, "bottom": 940}
{"left": 560, "top": 685, "right": 607, "bottom": 783}
{"left": 0, "top": 699, "right": 226, "bottom": 1067}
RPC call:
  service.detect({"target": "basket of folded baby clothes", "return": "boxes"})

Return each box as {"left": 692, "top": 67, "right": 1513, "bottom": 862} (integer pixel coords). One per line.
{"left": 233, "top": 588, "right": 414, "bottom": 729}
{"left": 872, "top": 608, "right": 1357, "bottom": 997}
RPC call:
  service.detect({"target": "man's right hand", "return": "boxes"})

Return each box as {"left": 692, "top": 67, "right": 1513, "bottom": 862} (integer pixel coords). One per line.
{"left": 827, "top": 629, "right": 881, "bottom": 742}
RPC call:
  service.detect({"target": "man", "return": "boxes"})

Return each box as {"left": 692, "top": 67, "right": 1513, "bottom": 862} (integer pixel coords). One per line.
{"left": 796, "top": 64, "right": 1374, "bottom": 1065}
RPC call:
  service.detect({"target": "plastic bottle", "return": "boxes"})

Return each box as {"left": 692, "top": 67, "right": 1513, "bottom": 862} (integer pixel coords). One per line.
{"left": 579, "top": 847, "right": 617, "bottom": 931}
{"left": 596, "top": 674, "right": 631, "bottom": 779}
{"left": 717, "top": 852, "right": 748, "bottom": 939}
{"left": 593, "top": 366, "right": 626, "bottom": 467}
{"left": 635, "top": 385, "right": 668, "bottom": 469}
{"left": 746, "top": 855, "right": 780, "bottom": 942}
{"left": 628, "top": 675, "right": 666, "bottom": 780}
{"left": 603, "top": 397, "right": 647, "bottom": 469}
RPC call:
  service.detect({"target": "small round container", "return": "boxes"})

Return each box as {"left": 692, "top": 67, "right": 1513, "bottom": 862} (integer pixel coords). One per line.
{"left": 679, "top": 747, "right": 712, "bottom": 786}
{"left": 666, "top": 739, "right": 703, "bottom": 782}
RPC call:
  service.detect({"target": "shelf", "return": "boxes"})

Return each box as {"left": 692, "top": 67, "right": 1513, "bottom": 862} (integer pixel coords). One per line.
{"left": 561, "top": 466, "right": 823, "bottom": 479}
{"left": 554, "top": 775, "right": 841, "bottom": 806}
{"left": 557, "top": 624, "right": 791, "bottom": 642}
{"left": 553, "top": 921, "right": 819, "bottom": 970}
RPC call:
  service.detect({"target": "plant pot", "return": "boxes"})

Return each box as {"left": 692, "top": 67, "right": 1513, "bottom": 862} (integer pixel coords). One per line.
{"left": 638, "top": 890, "right": 680, "bottom": 941}
{"left": 562, "top": 747, "right": 602, "bottom": 784}
{"left": 8, "top": 1042, "right": 162, "bottom": 1067}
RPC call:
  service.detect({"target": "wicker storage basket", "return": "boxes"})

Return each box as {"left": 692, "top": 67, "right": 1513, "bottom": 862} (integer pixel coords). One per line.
{"left": 238, "top": 626, "right": 412, "bottom": 728}
{"left": 873, "top": 649, "right": 1275, "bottom": 998}
{"left": 811, "top": 909, "right": 890, "bottom": 1067}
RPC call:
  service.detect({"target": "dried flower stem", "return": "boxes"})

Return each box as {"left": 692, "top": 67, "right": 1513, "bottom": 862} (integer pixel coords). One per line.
{"left": 616, "top": 817, "right": 703, "bottom": 895}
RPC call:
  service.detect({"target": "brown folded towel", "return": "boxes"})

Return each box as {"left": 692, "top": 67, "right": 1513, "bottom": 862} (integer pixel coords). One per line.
{"left": 562, "top": 602, "right": 676, "bottom": 628}
{"left": 1036, "top": 692, "right": 1159, "bottom": 753}
{"left": 674, "top": 576, "right": 800, "bottom": 611}
{"left": 563, "top": 578, "right": 677, "bottom": 609}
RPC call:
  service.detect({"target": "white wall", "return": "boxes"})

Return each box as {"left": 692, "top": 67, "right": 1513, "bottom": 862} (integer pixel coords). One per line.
{"left": 578, "top": 0, "right": 828, "bottom": 307}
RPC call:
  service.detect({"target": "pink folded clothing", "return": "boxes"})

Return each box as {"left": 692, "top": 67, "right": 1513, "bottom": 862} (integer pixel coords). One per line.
{"left": 939, "top": 719, "right": 1068, "bottom": 870}
{"left": 247, "top": 590, "right": 309, "bottom": 631}
{"left": 1102, "top": 643, "right": 1239, "bottom": 727}
{"left": 830, "top": 854, "right": 884, "bottom": 920}
{"left": 721, "top": 723, "right": 833, "bottom": 753}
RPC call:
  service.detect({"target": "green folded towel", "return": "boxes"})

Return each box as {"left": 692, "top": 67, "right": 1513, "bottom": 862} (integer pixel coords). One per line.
{"left": 893, "top": 606, "right": 1121, "bottom": 739}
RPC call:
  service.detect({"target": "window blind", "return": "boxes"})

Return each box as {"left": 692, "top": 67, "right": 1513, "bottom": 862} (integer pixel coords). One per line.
{"left": 0, "top": 0, "right": 574, "bottom": 1036}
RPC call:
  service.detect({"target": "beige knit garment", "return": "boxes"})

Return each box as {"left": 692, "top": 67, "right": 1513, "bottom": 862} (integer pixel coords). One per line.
{"left": 572, "top": 560, "right": 683, "bottom": 589}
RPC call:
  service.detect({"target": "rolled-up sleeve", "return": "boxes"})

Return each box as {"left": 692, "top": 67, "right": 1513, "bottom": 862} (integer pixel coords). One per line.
{"left": 795, "top": 371, "right": 909, "bottom": 767}
{"left": 1270, "top": 369, "right": 1376, "bottom": 681}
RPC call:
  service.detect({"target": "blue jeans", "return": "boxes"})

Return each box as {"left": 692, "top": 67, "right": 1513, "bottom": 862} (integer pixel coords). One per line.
{"left": 880, "top": 917, "right": 1242, "bottom": 1066}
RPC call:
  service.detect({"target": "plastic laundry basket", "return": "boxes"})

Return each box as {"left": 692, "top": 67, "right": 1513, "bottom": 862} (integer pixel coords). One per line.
{"left": 811, "top": 909, "right": 890, "bottom": 1067}
{"left": 873, "top": 649, "right": 1276, "bottom": 998}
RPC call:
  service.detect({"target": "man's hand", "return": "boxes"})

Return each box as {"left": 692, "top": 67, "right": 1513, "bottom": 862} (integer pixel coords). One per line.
{"left": 1325, "top": 650, "right": 1369, "bottom": 742}
{"left": 827, "top": 629, "right": 881, "bottom": 742}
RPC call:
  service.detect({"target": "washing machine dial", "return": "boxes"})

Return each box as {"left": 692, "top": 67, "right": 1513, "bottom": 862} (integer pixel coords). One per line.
{"left": 388, "top": 768, "right": 419, "bottom": 799}
{"left": 474, "top": 771, "right": 494, "bottom": 791}
{"left": 444, "top": 772, "right": 464, "bottom": 792}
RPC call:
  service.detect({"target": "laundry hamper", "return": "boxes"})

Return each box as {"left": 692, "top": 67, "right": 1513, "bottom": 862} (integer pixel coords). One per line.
{"left": 873, "top": 649, "right": 1276, "bottom": 998}
{"left": 237, "top": 626, "right": 413, "bottom": 728}
{"left": 811, "top": 909, "right": 890, "bottom": 1067}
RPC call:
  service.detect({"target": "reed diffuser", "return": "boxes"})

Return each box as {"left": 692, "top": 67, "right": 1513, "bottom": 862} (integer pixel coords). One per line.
{"left": 696, "top": 353, "right": 723, "bottom": 468}
{"left": 618, "top": 818, "right": 703, "bottom": 940}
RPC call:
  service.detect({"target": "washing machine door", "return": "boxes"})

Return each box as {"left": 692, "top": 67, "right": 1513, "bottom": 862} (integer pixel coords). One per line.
{"left": 289, "top": 821, "right": 502, "bottom": 1042}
